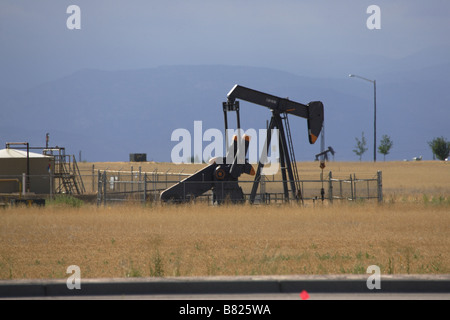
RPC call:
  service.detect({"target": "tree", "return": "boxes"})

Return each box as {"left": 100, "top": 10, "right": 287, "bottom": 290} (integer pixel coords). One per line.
{"left": 378, "top": 134, "right": 393, "bottom": 161}
{"left": 353, "top": 132, "right": 368, "bottom": 161}
{"left": 428, "top": 136, "right": 450, "bottom": 161}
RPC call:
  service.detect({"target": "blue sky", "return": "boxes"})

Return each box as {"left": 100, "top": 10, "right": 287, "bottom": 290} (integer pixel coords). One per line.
{"left": 1, "top": 0, "right": 449, "bottom": 89}
{"left": 1, "top": 1, "right": 449, "bottom": 161}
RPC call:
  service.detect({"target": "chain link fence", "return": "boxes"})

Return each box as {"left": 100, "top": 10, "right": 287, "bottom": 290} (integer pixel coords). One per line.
{"left": 93, "top": 169, "right": 382, "bottom": 206}
{"left": 0, "top": 167, "right": 382, "bottom": 206}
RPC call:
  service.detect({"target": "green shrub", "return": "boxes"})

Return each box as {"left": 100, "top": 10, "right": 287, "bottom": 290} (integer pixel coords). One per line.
{"left": 48, "top": 195, "right": 84, "bottom": 207}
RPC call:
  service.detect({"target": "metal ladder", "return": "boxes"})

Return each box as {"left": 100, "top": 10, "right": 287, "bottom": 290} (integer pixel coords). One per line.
{"left": 55, "top": 155, "right": 85, "bottom": 195}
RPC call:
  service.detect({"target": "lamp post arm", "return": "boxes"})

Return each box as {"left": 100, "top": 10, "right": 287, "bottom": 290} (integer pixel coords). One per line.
{"left": 349, "top": 74, "right": 375, "bottom": 83}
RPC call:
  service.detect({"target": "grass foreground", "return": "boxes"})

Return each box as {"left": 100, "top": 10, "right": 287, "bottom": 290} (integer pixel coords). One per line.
{"left": 0, "top": 200, "right": 449, "bottom": 280}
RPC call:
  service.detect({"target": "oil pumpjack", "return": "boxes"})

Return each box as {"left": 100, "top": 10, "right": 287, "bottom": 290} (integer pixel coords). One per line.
{"left": 160, "top": 84, "right": 324, "bottom": 204}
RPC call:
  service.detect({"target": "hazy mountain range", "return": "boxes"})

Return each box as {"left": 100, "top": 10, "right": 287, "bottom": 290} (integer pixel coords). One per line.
{"left": 1, "top": 61, "right": 449, "bottom": 162}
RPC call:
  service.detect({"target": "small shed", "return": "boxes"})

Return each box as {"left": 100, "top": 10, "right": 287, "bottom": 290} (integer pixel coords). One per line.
{"left": 129, "top": 153, "right": 147, "bottom": 162}
{"left": 0, "top": 148, "right": 54, "bottom": 194}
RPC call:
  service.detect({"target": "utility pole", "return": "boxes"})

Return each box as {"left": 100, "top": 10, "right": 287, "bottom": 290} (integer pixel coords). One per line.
{"left": 349, "top": 74, "right": 377, "bottom": 162}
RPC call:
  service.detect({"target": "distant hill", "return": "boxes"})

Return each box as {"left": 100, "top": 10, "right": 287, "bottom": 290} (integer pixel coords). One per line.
{"left": 1, "top": 64, "right": 449, "bottom": 162}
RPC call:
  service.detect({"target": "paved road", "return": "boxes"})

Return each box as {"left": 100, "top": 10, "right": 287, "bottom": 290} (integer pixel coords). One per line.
{"left": 12, "top": 293, "right": 448, "bottom": 300}
{"left": 1, "top": 275, "right": 449, "bottom": 300}
{"left": 119, "top": 293, "right": 450, "bottom": 300}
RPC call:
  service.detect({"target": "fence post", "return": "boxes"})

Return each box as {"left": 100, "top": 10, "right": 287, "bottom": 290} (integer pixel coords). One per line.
{"left": 117, "top": 171, "right": 121, "bottom": 193}
{"left": 328, "top": 171, "right": 333, "bottom": 204}
{"left": 22, "top": 173, "right": 26, "bottom": 195}
{"left": 138, "top": 166, "right": 142, "bottom": 194}
{"left": 102, "top": 171, "right": 107, "bottom": 206}
{"left": 49, "top": 170, "right": 53, "bottom": 200}
{"left": 143, "top": 173, "right": 147, "bottom": 205}
{"left": 92, "top": 164, "right": 95, "bottom": 193}
{"left": 155, "top": 169, "right": 158, "bottom": 202}
{"left": 367, "top": 180, "right": 370, "bottom": 199}
{"left": 97, "top": 170, "right": 101, "bottom": 206}
{"left": 350, "top": 173, "right": 353, "bottom": 201}
{"left": 131, "top": 166, "right": 133, "bottom": 193}
{"left": 261, "top": 176, "right": 266, "bottom": 204}
{"left": 153, "top": 171, "right": 157, "bottom": 202}
{"left": 377, "top": 170, "right": 383, "bottom": 203}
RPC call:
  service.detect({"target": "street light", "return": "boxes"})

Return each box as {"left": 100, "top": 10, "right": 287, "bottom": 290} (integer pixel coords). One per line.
{"left": 349, "top": 74, "right": 377, "bottom": 162}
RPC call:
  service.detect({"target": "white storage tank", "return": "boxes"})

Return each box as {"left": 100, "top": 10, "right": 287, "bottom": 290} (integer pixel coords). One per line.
{"left": 0, "top": 148, "right": 54, "bottom": 194}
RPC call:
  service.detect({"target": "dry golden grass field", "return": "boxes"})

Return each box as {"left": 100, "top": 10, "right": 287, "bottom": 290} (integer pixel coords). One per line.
{"left": 0, "top": 161, "right": 449, "bottom": 280}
